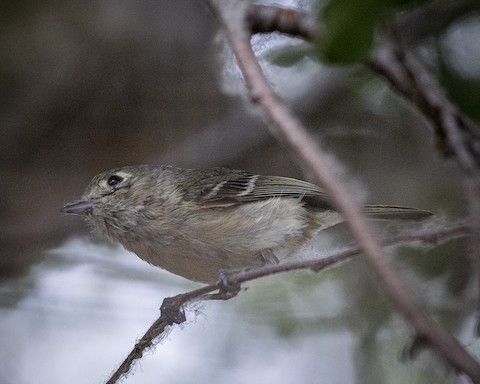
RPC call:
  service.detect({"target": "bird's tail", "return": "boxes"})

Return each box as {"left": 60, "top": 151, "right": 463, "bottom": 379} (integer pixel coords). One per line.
{"left": 363, "top": 205, "right": 432, "bottom": 221}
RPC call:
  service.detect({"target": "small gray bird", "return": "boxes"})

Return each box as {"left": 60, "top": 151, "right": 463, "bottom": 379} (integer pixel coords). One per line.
{"left": 61, "top": 165, "right": 431, "bottom": 283}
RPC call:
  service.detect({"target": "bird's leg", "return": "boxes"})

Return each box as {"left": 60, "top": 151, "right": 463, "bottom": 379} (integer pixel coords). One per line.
{"left": 214, "top": 249, "right": 279, "bottom": 297}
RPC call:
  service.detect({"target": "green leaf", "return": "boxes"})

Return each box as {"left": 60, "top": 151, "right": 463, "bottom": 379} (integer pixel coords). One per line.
{"left": 318, "top": 0, "right": 422, "bottom": 64}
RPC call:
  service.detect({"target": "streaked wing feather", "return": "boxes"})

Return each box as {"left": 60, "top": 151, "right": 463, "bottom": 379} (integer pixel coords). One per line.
{"left": 197, "top": 173, "right": 332, "bottom": 209}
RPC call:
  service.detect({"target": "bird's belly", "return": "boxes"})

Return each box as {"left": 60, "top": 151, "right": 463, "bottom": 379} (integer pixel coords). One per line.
{"left": 125, "top": 199, "right": 312, "bottom": 283}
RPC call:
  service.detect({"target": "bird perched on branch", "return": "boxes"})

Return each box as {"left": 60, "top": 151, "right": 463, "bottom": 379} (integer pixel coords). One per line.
{"left": 62, "top": 165, "right": 432, "bottom": 283}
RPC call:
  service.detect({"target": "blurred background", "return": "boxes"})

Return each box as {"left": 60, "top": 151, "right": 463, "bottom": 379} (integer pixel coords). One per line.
{"left": 1, "top": 0, "right": 479, "bottom": 383}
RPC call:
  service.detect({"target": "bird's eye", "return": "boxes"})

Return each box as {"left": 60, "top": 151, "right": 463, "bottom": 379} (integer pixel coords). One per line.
{"left": 107, "top": 175, "right": 124, "bottom": 186}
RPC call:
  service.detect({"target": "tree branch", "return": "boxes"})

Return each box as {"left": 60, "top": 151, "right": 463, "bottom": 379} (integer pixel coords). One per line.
{"left": 105, "top": 284, "right": 219, "bottom": 384}
{"left": 206, "top": 0, "right": 480, "bottom": 382}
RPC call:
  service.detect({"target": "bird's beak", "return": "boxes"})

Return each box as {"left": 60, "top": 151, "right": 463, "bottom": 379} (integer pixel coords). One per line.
{"left": 61, "top": 199, "right": 94, "bottom": 215}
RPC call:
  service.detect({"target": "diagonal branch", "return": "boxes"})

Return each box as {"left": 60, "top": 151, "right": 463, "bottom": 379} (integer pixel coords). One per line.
{"left": 245, "top": 0, "right": 480, "bottom": 367}
{"left": 206, "top": 0, "right": 480, "bottom": 382}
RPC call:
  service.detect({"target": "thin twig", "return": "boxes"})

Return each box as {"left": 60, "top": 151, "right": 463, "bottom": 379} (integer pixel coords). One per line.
{"left": 105, "top": 221, "right": 470, "bottom": 383}
{"left": 105, "top": 284, "right": 218, "bottom": 384}
{"left": 206, "top": 0, "right": 480, "bottom": 382}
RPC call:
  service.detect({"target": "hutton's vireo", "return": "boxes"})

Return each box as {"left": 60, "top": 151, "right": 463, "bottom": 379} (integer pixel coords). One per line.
{"left": 61, "top": 165, "right": 431, "bottom": 283}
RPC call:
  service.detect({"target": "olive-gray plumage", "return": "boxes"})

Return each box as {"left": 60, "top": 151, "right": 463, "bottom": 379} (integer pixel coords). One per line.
{"left": 61, "top": 165, "right": 432, "bottom": 283}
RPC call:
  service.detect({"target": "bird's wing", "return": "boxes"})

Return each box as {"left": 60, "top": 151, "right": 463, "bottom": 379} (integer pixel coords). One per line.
{"left": 180, "top": 168, "right": 432, "bottom": 220}
{"left": 186, "top": 169, "right": 332, "bottom": 209}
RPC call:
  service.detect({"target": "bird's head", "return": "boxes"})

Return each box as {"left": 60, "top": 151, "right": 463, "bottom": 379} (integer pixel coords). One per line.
{"left": 61, "top": 167, "right": 154, "bottom": 238}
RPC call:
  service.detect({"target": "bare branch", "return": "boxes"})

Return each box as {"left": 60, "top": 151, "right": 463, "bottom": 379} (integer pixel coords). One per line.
{"left": 206, "top": 0, "right": 480, "bottom": 382}
{"left": 247, "top": 0, "right": 480, "bottom": 342}
{"left": 105, "top": 284, "right": 219, "bottom": 384}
